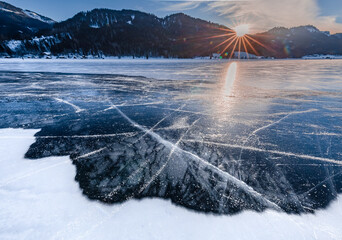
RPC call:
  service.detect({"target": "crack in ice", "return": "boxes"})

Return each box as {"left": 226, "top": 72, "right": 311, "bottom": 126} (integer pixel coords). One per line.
{"left": 138, "top": 117, "right": 201, "bottom": 195}
{"left": 54, "top": 98, "right": 85, "bottom": 113}
{"left": 75, "top": 147, "right": 108, "bottom": 160}
{"left": 238, "top": 108, "right": 318, "bottom": 161}
{"left": 110, "top": 103, "right": 281, "bottom": 211}
{"left": 184, "top": 139, "right": 342, "bottom": 165}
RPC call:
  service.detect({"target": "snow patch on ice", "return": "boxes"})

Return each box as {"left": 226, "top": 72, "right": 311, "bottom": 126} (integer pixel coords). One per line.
{"left": 0, "top": 128, "right": 342, "bottom": 240}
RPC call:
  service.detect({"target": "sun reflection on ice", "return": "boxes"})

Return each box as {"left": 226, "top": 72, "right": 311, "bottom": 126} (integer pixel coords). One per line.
{"left": 225, "top": 62, "right": 237, "bottom": 96}
{"left": 206, "top": 62, "right": 239, "bottom": 123}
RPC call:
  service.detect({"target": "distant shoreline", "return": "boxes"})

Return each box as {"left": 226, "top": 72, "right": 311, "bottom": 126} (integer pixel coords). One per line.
{"left": 1, "top": 56, "right": 342, "bottom": 61}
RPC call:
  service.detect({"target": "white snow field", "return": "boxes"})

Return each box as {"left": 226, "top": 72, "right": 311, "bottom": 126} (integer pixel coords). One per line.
{"left": 0, "top": 128, "right": 342, "bottom": 240}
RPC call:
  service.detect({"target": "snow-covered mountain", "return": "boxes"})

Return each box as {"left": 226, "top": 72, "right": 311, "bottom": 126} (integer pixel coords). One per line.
{"left": 0, "top": 1, "right": 342, "bottom": 58}
{"left": 1, "top": 8, "right": 231, "bottom": 58}
{"left": 253, "top": 25, "right": 342, "bottom": 58}
{"left": 23, "top": 10, "right": 55, "bottom": 24}
{"left": 0, "top": 1, "right": 55, "bottom": 40}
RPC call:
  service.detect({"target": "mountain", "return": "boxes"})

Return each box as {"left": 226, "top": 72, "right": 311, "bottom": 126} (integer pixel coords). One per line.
{"left": 42, "top": 9, "right": 230, "bottom": 58}
{"left": 0, "top": 1, "right": 342, "bottom": 58}
{"left": 0, "top": 5, "right": 232, "bottom": 58}
{"left": 252, "top": 25, "right": 342, "bottom": 58}
{"left": 0, "top": 1, "right": 55, "bottom": 41}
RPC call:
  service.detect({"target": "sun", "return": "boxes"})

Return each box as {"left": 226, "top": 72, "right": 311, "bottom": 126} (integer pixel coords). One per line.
{"left": 189, "top": 21, "right": 270, "bottom": 59}
{"left": 234, "top": 24, "right": 250, "bottom": 37}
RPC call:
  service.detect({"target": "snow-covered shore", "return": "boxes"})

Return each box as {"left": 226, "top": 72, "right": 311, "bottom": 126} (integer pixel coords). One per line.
{"left": 302, "top": 54, "right": 342, "bottom": 59}
{"left": 0, "top": 128, "right": 342, "bottom": 240}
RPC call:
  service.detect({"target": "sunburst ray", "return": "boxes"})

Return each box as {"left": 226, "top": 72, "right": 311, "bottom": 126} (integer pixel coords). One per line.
{"left": 241, "top": 37, "right": 250, "bottom": 59}
{"left": 187, "top": 23, "right": 272, "bottom": 59}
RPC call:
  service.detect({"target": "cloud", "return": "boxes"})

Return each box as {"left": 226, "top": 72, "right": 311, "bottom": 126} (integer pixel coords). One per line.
{"left": 207, "top": 0, "right": 342, "bottom": 33}
{"left": 159, "top": 0, "right": 243, "bottom": 12}
{"left": 160, "top": 1, "right": 202, "bottom": 11}
{"left": 161, "top": 0, "right": 342, "bottom": 33}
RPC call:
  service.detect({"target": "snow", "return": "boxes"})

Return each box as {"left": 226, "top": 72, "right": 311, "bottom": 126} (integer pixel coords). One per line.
{"left": 5, "top": 40, "right": 23, "bottom": 51}
{"left": 0, "top": 7, "right": 17, "bottom": 13}
{"left": 233, "top": 51, "right": 259, "bottom": 59}
{"left": 303, "top": 54, "right": 342, "bottom": 59}
{"left": 23, "top": 10, "right": 55, "bottom": 24}
{"left": 305, "top": 26, "right": 319, "bottom": 33}
{"left": 31, "top": 35, "right": 56, "bottom": 43}
{"left": 0, "top": 128, "right": 342, "bottom": 240}
{"left": 6, "top": 36, "right": 62, "bottom": 52}
{"left": 89, "top": 23, "right": 100, "bottom": 28}
{"left": 0, "top": 7, "right": 53, "bottom": 24}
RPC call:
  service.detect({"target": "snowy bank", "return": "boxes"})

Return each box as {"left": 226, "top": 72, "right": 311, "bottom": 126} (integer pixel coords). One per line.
{"left": 0, "top": 128, "right": 342, "bottom": 240}
{"left": 303, "top": 54, "right": 342, "bottom": 59}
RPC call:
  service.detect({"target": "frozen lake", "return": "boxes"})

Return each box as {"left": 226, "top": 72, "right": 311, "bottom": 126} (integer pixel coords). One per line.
{"left": 0, "top": 59, "right": 342, "bottom": 238}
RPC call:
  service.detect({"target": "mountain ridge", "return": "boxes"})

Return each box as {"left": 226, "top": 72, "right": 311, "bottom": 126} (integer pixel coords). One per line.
{"left": 1, "top": 1, "right": 342, "bottom": 58}
{"left": 0, "top": 1, "right": 55, "bottom": 40}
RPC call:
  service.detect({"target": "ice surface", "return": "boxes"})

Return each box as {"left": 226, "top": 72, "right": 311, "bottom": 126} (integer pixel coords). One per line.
{"left": 0, "top": 58, "right": 226, "bottom": 80}
{"left": 0, "top": 128, "right": 342, "bottom": 240}
{"left": 0, "top": 59, "right": 341, "bottom": 216}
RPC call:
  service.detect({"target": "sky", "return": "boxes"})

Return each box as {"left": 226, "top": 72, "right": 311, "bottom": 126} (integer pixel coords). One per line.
{"left": 5, "top": 0, "right": 342, "bottom": 33}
